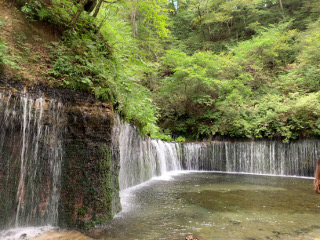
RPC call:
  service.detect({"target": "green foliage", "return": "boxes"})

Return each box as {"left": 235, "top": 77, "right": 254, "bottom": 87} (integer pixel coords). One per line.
{"left": 155, "top": 21, "right": 320, "bottom": 141}
{"left": 20, "top": 0, "right": 96, "bottom": 31}
{"left": 16, "top": 0, "right": 163, "bottom": 135}
{"left": 0, "top": 38, "right": 20, "bottom": 73}
{"left": 21, "top": 1, "right": 49, "bottom": 22}
{"left": 150, "top": 132, "right": 173, "bottom": 142}
{"left": 11, "top": 0, "right": 320, "bottom": 141}
{"left": 156, "top": 48, "right": 251, "bottom": 138}
{"left": 232, "top": 23, "right": 298, "bottom": 71}
{"left": 298, "top": 20, "right": 320, "bottom": 66}
{"left": 134, "top": 0, "right": 169, "bottom": 38}
{"left": 166, "top": 0, "right": 315, "bottom": 54}
{"left": 46, "top": 30, "right": 158, "bottom": 134}
{"left": 175, "top": 136, "right": 186, "bottom": 142}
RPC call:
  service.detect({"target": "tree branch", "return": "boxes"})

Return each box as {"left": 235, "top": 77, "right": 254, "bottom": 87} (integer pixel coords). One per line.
{"left": 103, "top": 0, "right": 121, "bottom": 4}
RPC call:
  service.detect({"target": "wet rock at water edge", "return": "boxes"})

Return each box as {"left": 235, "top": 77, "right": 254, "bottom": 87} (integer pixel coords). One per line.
{"left": 230, "top": 219, "right": 241, "bottom": 225}
{"left": 311, "top": 225, "right": 320, "bottom": 230}
{"left": 185, "top": 235, "right": 208, "bottom": 240}
{"left": 186, "top": 236, "right": 198, "bottom": 240}
{"left": 19, "top": 233, "right": 28, "bottom": 239}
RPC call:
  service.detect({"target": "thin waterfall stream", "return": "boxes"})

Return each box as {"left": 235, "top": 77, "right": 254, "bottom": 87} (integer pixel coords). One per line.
{"left": 0, "top": 90, "right": 64, "bottom": 238}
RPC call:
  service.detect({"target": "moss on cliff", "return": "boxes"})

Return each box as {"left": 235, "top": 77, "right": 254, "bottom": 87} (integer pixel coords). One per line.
{"left": 0, "top": 78, "right": 121, "bottom": 230}
{"left": 59, "top": 141, "right": 120, "bottom": 229}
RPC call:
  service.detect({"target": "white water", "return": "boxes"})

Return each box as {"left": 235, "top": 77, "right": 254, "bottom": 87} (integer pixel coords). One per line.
{"left": 0, "top": 91, "right": 64, "bottom": 230}
{"left": 0, "top": 226, "right": 56, "bottom": 240}
{"left": 113, "top": 116, "right": 182, "bottom": 190}
{"left": 183, "top": 140, "right": 320, "bottom": 176}
{"left": 114, "top": 117, "right": 320, "bottom": 191}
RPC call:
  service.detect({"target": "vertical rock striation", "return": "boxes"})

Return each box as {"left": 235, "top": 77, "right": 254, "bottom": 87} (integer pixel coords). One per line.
{"left": 0, "top": 81, "right": 121, "bottom": 230}
{"left": 59, "top": 101, "right": 121, "bottom": 229}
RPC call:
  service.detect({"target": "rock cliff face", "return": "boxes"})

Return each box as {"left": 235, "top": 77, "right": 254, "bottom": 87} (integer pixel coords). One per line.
{"left": 0, "top": 77, "right": 121, "bottom": 229}
{"left": 60, "top": 100, "right": 121, "bottom": 229}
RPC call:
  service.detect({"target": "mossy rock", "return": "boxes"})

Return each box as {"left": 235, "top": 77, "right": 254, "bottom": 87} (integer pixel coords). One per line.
{"left": 59, "top": 141, "right": 120, "bottom": 229}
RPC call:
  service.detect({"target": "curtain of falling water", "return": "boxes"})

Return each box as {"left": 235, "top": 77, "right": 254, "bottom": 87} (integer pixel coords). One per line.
{"left": 0, "top": 90, "right": 64, "bottom": 228}
{"left": 182, "top": 140, "right": 320, "bottom": 176}
{"left": 113, "top": 116, "right": 182, "bottom": 190}
{"left": 114, "top": 117, "right": 320, "bottom": 190}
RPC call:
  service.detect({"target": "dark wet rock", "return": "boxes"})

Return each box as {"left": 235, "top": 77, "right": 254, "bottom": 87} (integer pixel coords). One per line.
{"left": 0, "top": 78, "right": 121, "bottom": 229}
{"left": 185, "top": 235, "right": 208, "bottom": 240}
{"left": 295, "top": 227, "right": 310, "bottom": 235}
{"left": 0, "top": 75, "right": 97, "bottom": 103}
{"left": 186, "top": 235, "right": 198, "bottom": 240}
{"left": 230, "top": 220, "right": 241, "bottom": 225}
{"left": 18, "top": 233, "right": 28, "bottom": 240}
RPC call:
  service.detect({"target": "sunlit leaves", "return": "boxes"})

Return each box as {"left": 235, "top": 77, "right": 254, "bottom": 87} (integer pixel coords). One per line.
{"left": 298, "top": 20, "right": 320, "bottom": 66}
{"left": 232, "top": 22, "right": 298, "bottom": 71}
{"left": 155, "top": 20, "right": 320, "bottom": 140}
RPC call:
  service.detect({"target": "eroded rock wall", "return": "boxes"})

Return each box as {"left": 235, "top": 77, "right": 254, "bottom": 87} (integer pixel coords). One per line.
{"left": 0, "top": 77, "right": 121, "bottom": 229}
{"left": 60, "top": 101, "right": 121, "bottom": 229}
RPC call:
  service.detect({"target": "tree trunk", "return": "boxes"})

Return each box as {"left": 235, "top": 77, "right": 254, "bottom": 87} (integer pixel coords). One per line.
{"left": 70, "top": 0, "right": 87, "bottom": 29}
{"left": 279, "top": 0, "right": 283, "bottom": 10}
{"left": 93, "top": 0, "right": 104, "bottom": 17}
{"left": 131, "top": 6, "right": 138, "bottom": 38}
{"left": 278, "top": 0, "right": 286, "bottom": 19}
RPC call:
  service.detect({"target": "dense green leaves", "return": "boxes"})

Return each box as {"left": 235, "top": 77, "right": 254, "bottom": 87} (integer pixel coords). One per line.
{"left": 13, "top": 0, "right": 162, "bottom": 135}
{"left": 155, "top": 20, "right": 320, "bottom": 141}
{"left": 0, "top": 32, "right": 18, "bottom": 73}
{"left": 4, "top": 0, "right": 320, "bottom": 141}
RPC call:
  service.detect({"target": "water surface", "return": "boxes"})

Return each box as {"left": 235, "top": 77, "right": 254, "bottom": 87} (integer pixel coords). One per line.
{"left": 88, "top": 172, "right": 320, "bottom": 240}
{"left": 6, "top": 172, "right": 318, "bottom": 240}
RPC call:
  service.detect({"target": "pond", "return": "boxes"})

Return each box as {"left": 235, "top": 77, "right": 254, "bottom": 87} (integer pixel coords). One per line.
{"left": 86, "top": 171, "right": 320, "bottom": 240}
{"left": 3, "top": 171, "right": 319, "bottom": 240}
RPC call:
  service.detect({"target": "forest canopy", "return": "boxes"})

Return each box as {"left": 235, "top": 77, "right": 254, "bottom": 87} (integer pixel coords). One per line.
{"left": 2, "top": 0, "right": 320, "bottom": 141}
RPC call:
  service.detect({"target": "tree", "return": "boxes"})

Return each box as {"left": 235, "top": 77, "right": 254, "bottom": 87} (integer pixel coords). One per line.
{"left": 70, "top": 0, "right": 87, "bottom": 29}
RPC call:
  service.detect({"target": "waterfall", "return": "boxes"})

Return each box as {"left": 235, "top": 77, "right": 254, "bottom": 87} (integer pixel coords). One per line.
{"left": 0, "top": 90, "right": 64, "bottom": 229}
{"left": 113, "top": 116, "right": 182, "bottom": 190}
{"left": 0, "top": 86, "right": 319, "bottom": 231}
{"left": 115, "top": 119, "right": 320, "bottom": 190}
{"left": 182, "top": 140, "right": 319, "bottom": 176}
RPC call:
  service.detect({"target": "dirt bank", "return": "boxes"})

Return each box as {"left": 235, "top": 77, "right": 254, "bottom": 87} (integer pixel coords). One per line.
{"left": 0, "top": 0, "right": 59, "bottom": 83}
